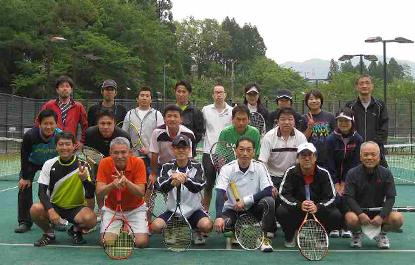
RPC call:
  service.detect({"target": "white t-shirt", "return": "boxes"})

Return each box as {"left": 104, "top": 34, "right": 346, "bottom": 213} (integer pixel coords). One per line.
{"left": 202, "top": 103, "right": 233, "bottom": 153}
{"left": 247, "top": 103, "right": 257, "bottom": 113}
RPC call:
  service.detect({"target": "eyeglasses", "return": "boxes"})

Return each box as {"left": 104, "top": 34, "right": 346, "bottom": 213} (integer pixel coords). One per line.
{"left": 213, "top": 91, "right": 225, "bottom": 95}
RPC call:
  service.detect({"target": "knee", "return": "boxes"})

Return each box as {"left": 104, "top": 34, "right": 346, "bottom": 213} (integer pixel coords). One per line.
{"left": 198, "top": 218, "right": 213, "bottom": 233}
{"left": 390, "top": 212, "right": 404, "bottom": 227}
{"left": 151, "top": 219, "right": 165, "bottom": 234}
{"left": 135, "top": 235, "right": 149, "bottom": 248}
{"left": 345, "top": 212, "right": 359, "bottom": 227}
{"left": 30, "top": 203, "right": 45, "bottom": 220}
{"left": 84, "top": 212, "right": 97, "bottom": 228}
{"left": 276, "top": 204, "right": 289, "bottom": 220}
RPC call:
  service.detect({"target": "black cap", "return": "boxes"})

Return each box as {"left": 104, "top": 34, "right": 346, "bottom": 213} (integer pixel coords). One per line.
{"left": 172, "top": 134, "right": 191, "bottom": 147}
{"left": 102, "top": 79, "right": 117, "bottom": 90}
{"left": 276, "top": 89, "right": 293, "bottom": 101}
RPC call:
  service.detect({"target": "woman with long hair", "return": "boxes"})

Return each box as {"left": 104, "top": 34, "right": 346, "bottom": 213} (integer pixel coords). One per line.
{"left": 243, "top": 83, "right": 269, "bottom": 129}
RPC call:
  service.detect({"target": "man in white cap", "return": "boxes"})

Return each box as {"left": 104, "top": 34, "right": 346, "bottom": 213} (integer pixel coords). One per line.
{"left": 277, "top": 142, "right": 341, "bottom": 248}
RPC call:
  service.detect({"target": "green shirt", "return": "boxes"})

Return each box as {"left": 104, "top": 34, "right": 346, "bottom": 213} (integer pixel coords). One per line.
{"left": 218, "top": 124, "right": 261, "bottom": 157}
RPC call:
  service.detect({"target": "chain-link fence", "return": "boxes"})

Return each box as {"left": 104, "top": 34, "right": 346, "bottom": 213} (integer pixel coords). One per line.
{"left": 0, "top": 93, "right": 413, "bottom": 144}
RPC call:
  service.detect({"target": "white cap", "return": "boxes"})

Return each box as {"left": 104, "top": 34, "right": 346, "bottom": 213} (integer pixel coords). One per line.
{"left": 297, "top": 142, "right": 317, "bottom": 154}
{"left": 335, "top": 112, "right": 353, "bottom": 121}
{"left": 246, "top": 87, "right": 259, "bottom": 94}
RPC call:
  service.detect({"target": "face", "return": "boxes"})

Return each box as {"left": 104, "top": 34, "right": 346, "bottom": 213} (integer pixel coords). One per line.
{"left": 98, "top": 116, "right": 115, "bottom": 138}
{"left": 212, "top": 86, "right": 226, "bottom": 103}
{"left": 40, "top": 116, "right": 57, "bottom": 137}
{"left": 101, "top": 87, "right": 117, "bottom": 101}
{"left": 278, "top": 113, "right": 295, "bottom": 134}
{"left": 175, "top": 85, "right": 190, "bottom": 105}
{"left": 56, "top": 81, "right": 72, "bottom": 99}
{"left": 246, "top": 92, "right": 259, "bottom": 106}
{"left": 232, "top": 111, "right": 250, "bottom": 134}
{"left": 172, "top": 145, "right": 190, "bottom": 160}
{"left": 236, "top": 140, "right": 255, "bottom": 167}
{"left": 355, "top": 77, "right": 374, "bottom": 96}
{"left": 337, "top": 117, "right": 352, "bottom": 134}
{"left": 164, "top": 111, "right": 183, "bottom": 130}
{"left": 56, "top": 138, "right": 74, "bottom": 160}
{"left": 298, "top": 151, "right": 317, "bottom": 171}
{"left": 110, "top": 143, "right": 131, "bottom": 170}
{"left": 137, "top": 91, "right": 152, "bottom": 108}
{"left": 277, "top": 98, "right": 292, "bottom": 108}
{"left": 307, "top": 94, "right": 321, "bottom": 111}
{"left": 360, "top": 143, "right": 380, "bottom": 169}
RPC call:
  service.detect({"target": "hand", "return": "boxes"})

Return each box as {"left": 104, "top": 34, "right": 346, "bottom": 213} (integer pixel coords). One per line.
{"left": 307, "top": 112, "right": 315, "bottom": 129}
{"left": 335, "top": 183, "right": 343, "bottom": 196}
{"left": 271, "top": 187, "right": 278, "bottom": 197}
{"left": 370, "top": 215, "right": 384, "bottom": 227}
{"left": 18, "top": 179, "right": 32, "bottom": 191}
{"left": 171, "top": 179, "right": 181, "bottom": 187}
{"left": 48, "top": 209, "right": 61, "bottom": 225}
{"left": 234, "top": 201, "right": 245, "bottom": 212}
{"left": 214, "top": 218, "right": 225, "bottom": 233}
{"left": 358, "top": 213, "right": 371, "bottom": 226}
{"left": 148, "top": 173, "right": 157, "bottom": 186}
{"left": 78, "top": 161, "right": 88, "bottom": 181}
{"left": 301, "top": 200, "right": 316, "bottom": 213}
{"left": 112, "top": 169, "right": 126, "bottom": 190}
{"left": 140, "top": 146, "right": 149, "bottom": 156}
{"left": 74, "top": 141, "right": 83, "bottom": 152}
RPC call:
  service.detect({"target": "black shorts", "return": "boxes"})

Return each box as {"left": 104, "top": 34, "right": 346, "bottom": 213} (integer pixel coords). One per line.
{"left": 202, "top": 153, "right": 217, "bottom": 190}
{"left": 158, "top": 210, "right": 209, "bottom": 229}
{"left": 52, "top": 204, "right": 86, "bottom": 224}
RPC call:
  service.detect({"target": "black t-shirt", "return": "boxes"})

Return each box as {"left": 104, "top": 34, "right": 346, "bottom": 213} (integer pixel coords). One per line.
{"left": 84, "top": 126, "right": 132, "bottom": 157}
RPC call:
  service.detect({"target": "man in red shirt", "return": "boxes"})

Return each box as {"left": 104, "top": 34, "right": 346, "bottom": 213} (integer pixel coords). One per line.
{"left": 96, "top": 137, "right": 148, "bottom": 248}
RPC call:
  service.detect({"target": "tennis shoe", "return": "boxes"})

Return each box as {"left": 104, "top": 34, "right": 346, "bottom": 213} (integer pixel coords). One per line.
{"left": 52, "top": 221, "right": 68, "bottom": 231}
{"left": 34, "top": 234, "right": 56, "bottom": 246}
{"left": 284, "top": 237, "right": 296, "bottom": 248}
{"left": 194, "top": 231, "right": 206, "bottom": 245}
{"left": 68, "top": 225, "right": 86, "bottom": 245}
{"left": 260, "top": 237, "right": 273, "bottom": 252}
{"left": 329, "top": 230, "right": 340, "bottom": 238}
{"left": 341, "top": 229, "right": 352, "bottom": 238}
{"left": 374, "top": 232, "right": 390, "bottom": 249}
{"left": 81, "top": 225, "right": 97, "bottom": 234}
{"left": 350, "top": 232, "right": 364, "bottom": 248}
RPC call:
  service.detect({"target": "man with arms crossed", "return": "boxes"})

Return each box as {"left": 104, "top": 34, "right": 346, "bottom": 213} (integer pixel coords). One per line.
{"left": 151, "top": 135, "right": 212, "bottom": 245}
{"left": 96, "top": 137, "right": 149, "bottom": 248}
{"left": 344, "top": 141, "right": 403, "bottom": 249}
{"left": 214, "top": 137, "right": 275, "bottom": 252}
{"left": 30, "top": 132, "right": 97, "bottom": 246}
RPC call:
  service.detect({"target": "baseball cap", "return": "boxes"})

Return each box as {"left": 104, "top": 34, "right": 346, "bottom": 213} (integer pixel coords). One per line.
{"left": 102, "top": 79, "right": 117, "bottom": 90}
{"left": 246, "top": 87, "right": 259, "bottom": 94}
{"left": 335, "top": 111, "right": 353, "bottom": 121}
{"left": 276, "top": 89, "right": 293, "bottom": 100}
{"left": 172, "top": 134, "right": 191, "bottom": 147}
{"left": 297, "top": 142, "right": 317, "bottom": 154}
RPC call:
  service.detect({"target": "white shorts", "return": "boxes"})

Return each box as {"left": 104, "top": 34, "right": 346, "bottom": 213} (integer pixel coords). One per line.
{"left": 100, "top": 204, "right": 149, "bottom": 234}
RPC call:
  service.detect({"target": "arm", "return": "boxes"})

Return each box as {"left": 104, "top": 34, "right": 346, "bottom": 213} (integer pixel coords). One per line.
{"left": 258, "top": 136, "right": 271, "bottom": 164}
{"left": 215, "top": 188, "right": 226, "bottom": 218}
{"left": 82, "top": 179, "right": 95, "bottom": 199}
{"left": 315, "top": 170, "right": 336, "bottom": 211}
{"left": 326, "top": 137, "right": 338, "bottom": 184}
{"left": 87, "top": 106, "right": 95, "bottom": 128}
{"left": 157, "top": 164, "right": 175, "bottom": 193}
{"left": 183, "top": 163, "right": 205, "bottom": 193}
{"left": 344, "top": 171, "right": 363, "bottom": 216}
{"left": 79, "top": 104, "right": 88, "bottom": 144}
{"left": 375, "top": 102, "right": 389, "bottom": 145}
{"left": 38, "top": 184, "right": 53, "bottom": 210}
{"left": 379, "top": 171, "right": 397, "bottom": 218}
{"left": 278, "top": 168, "right": 302, "bottom": 210}
{"left": 20, "top": 133, "right": 34, "bottom": 180}
{"left": 96, "top": 181, "right": 117, "bottom": 198}
{"left": 242, "top": 186, "right": 273, "bottom": 208}
{"left": 193, "top": 108, "right": 205, "bottom": 144}
{"left": 125, "top": 181, "right": 145, "bottom": 199}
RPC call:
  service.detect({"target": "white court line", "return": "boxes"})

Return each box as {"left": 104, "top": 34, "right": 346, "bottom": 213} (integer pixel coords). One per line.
{"left": 1, "top": 243, "right": 415, "bottom": 253}
{"left": 0, "top": 181, "right": 38, "bottom": 193}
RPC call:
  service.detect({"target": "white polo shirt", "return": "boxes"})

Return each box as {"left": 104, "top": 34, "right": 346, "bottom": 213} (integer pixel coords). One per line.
{"left": 258, "top": 126, "right": 307, "bottom": 178}
{"left": 202, "top": 103, "right": 233, "bottom": 154}
{"left": 215, "top": 160, "right": 273, "bottom": 210}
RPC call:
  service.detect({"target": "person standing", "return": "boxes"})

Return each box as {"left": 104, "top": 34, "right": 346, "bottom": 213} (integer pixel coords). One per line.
{"left": 243, "top": 83, "right": 269, "bottom": 127}
{"left": 267, "top": 89, "right": 303, "bottom": 131}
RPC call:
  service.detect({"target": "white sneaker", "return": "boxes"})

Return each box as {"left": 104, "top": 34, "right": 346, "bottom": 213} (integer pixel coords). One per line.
{"left": 260, "top": 237, "right": 273, "bottom": 252}
{"left": 284, "top": 237, "right": 296, "bottom": 248}
{"left": 341, "top": 229, "right": 352, "bottom": 238}
{"left": 329, "top": 230, "right": 340, "bottom": 238}
{"left": 374, "top": 233, "right": 390, "bottom": 249}
{"left": 350, "top": 232, "right": 364, "bottom": 248}
{"left": 96, "top": 208, "right": 103, "bottom": 222}
{"left": 194, "top": 231, "right": 206, "bottom": 245}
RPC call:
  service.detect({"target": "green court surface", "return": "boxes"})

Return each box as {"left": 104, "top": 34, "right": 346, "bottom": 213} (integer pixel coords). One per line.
{"left": 1, "top": 181, "right": 414, "bottom": 265}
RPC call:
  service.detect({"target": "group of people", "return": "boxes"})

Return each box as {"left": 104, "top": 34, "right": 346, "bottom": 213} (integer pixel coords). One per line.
{"left": 15, "top": 74, "right": 404, "bottom": 252}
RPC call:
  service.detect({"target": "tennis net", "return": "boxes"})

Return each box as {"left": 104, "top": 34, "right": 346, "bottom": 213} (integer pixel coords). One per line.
{"left": 0, "top": 137, "right": 22, "bottom": 181}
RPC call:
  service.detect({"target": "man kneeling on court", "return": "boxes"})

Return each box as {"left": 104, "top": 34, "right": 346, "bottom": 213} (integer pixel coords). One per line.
{"left": 30, "top": 132, "right": 97, "bottom": 246}
{"left": 214, "top": 136, "right": 275, "bottom": 252}
{"left": 96, "top": 137, "right": 148, "bottom": 248}
{"left": 151, "top": 135, "right": 212, "bottom": 245}
{"left": 278, "top": 142, "right": 341, "bottom": 248}
{"left": 344, "top": 141, "right": 404, "bottom": 249}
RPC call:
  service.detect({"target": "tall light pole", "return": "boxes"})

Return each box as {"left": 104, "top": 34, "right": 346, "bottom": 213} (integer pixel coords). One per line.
{"left": 338, "top": 54, "right": 378, "bottom": 74}
{"left": 365, "top": 36, "right": 414, "bottom": 104}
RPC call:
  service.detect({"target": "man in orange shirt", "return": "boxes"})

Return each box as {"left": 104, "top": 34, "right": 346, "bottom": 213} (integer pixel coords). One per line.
{"left": 96, "top": 137, "right": 148, "bottom": 248}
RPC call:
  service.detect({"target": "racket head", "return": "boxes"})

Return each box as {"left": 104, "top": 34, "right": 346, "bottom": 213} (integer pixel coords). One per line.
{"left": 117, "top": 121, "right": 142, "bottom": 152}
{"left": 234, "top": 213, "right": 264, "bottom": 250}
{"left": 78, "top": 146, "right": 104, "bottom": 177}
{"left": 162, "top": 211, "right": 192, "bottom": 252}
{"left": 297, "top": 216, "right": 329, "bottom": 261}
{"left": 210, "top": 141, "right": 236, "bottom": 171}
{"left": 249, "top": 112, "right": 266, "bottom": 136}
{"left": 148, "top": 188, "right": 168, "bottom": 219}
{"left": 103, "top": 215, "right": 136, "bottom": 260}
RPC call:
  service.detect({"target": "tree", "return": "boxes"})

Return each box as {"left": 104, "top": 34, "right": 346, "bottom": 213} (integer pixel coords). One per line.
{"left": 340, "top": 61, "right": 355, "bottom": 73}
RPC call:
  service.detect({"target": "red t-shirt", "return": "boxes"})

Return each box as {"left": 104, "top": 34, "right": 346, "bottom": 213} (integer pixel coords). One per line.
{"left": 97, "top": 156, "right": 146, "bottom": 211}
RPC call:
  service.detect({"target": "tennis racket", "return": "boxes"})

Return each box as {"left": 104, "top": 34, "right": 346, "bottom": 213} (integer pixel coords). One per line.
{"left": 210, "top": 141, "right": 236, "bottom": 172}
{"left": 229, "top": 181, "right": 264, "bottom": 250}
{"left": 77, "top": 146, "right": 105, "bottom": 178}
{"left": 249, "top": 112, "right": 266, "bottom": 136}
{"left": 297, "top": 185, "right": 329, "bottom": 261}
{"left": 103, "top": 188, "right": 136, "bottom": 260}
{"left": 117, "top": 121, "right": 143, "bottom": 155}
{"left": 147, "top": 186, "right": 168, "bottom": 219}
{"left": 162, "top": 184, "right": 192, "bottom": 252}
{"left": 361, "top": 206, "right": 415, "bottom": 212}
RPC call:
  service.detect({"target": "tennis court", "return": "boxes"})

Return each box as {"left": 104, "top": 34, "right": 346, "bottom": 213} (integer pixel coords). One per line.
{"left": 1, "top": 139, "right": 415, "bottom": 264}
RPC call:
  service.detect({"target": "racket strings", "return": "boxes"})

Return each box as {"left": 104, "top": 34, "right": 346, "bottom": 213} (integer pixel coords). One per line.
{"left": 249, "top": 113, "right": 265, "bottom": 134}
{"left": 104, "top": 223, "right": 135, "bottom": 259}
{"left": 298, "top": 220, "right": 328, "bottom": 260}
{"left": 234, "top": 214, "right": 264, "bottom": 250}
{"left": 82, "top": 148, "right": 104, "bottom": 163}
{"left": 211, "top": 142, "right": 236, "bottom": 170}
{"left": 164, "top": 216, "right": 192, "bottom": 252}
{"left": 148, "top": 191, "right": 167, "bottom": 218}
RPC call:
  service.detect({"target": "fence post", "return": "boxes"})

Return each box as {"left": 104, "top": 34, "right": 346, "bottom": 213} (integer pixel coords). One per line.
{"left": 394, "top": 102, "right": 397, "bottom": 140}
{"left": 21, "top": 97, "right": 24, "bottom": 138}
{"left": 411, "top": 101, "right": 413, "bottom": 144}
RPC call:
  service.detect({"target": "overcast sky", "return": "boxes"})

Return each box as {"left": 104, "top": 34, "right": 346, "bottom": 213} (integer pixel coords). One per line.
{"left": 172, "top": 0, "right": 415, "bottom": 64}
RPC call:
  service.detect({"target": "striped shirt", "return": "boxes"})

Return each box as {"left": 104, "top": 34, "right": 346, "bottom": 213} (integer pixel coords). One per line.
{"left": 58, "top": 99, "right": 73, "bottom": 125}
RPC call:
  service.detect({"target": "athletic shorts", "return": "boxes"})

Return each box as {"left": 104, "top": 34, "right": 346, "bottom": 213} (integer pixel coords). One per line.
{"left": 52, "top": 204, "right": 85, "bottom": 224}
{"left": 202, "top": 153, "right": 217, "bottom": 190}
{"left": 158, "top": 210, "right": 209, "bottom": 230}
{"left": 100, "top": 204, "right": 149, "bottom": 234}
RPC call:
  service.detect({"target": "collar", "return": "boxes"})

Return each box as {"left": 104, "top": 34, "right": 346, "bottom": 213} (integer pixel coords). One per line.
{"left": 276, "top": 126, "right": 295, "bottom": 137}
{"left": 172, "top": 160, "right": 193, "bottom": 171}
{"left": 110, "top": 156, "right": 133, "bottom": 173}
{"left": 301, "top": 164, "right": 316, "bottom": 184}
{"left": 56, "top": 98, "right": 74, "bottom": 106}
{"left": 58, "top": 155, "right": 77, "bottom": 166}
{"left": 234, "top": 160, "right": 255, "bottom": 174}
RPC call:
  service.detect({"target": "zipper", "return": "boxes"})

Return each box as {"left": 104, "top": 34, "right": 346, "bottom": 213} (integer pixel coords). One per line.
{"left": 364, "top": 108, "right": 367, "bottom": 141}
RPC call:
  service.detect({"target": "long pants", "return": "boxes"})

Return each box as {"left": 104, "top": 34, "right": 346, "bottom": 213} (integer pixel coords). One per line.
{"left": 18, "top": 180, "right": 33, "bottom": 227}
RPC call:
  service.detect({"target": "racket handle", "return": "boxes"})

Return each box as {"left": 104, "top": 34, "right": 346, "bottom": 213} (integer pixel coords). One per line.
{"left": 305, "top": 185, "right": 311, "bottom": 201}
{"left": 229, "top": 181, "right": 240, "bottom": 202}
